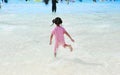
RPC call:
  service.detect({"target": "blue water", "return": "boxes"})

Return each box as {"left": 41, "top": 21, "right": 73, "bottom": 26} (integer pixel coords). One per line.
{"left": 0, "top": 0, "right": 120, "bottom": 14}
{"left": 4, "top": 0, "right": 120, "bottom": 3}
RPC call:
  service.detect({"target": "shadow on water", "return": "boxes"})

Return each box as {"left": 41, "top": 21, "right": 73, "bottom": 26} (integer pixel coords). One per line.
{"left": 65, "top": 58, "right": 103, "bottom": 66}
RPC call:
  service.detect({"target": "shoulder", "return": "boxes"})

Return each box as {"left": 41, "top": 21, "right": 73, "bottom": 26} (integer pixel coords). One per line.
{"left": 60, "top": 26, "right": 66, "bottom": 30}
{"left": 60, "top": 26, "right": 65, "bottom": 29}
{"left": 60, "top": 26, "right": 67, "bottom": 32}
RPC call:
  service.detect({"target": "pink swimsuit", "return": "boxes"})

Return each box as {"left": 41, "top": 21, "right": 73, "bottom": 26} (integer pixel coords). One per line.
{"left": 52, "top": 26, "right": 66, "bottom": 53}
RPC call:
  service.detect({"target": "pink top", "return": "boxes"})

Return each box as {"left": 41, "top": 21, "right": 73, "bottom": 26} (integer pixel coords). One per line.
{"left": 52, "top": 26, "right": 66, "bottom": 45}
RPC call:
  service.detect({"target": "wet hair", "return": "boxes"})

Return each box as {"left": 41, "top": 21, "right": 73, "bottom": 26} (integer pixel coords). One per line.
{"left": 52, "top": 17, "right": 62, "bottom": 26}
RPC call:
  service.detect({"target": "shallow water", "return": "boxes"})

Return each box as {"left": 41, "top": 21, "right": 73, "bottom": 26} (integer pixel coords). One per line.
{"left": 0, "top": 2, "right": 120, "bottom": 75}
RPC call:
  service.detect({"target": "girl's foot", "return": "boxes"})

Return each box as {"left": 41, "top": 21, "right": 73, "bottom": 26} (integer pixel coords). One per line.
{"left": 64, "top": 44, "right": 73, "bottom": 52}
{"left": 69, "top": 45, "right": 73, "bottom": 52}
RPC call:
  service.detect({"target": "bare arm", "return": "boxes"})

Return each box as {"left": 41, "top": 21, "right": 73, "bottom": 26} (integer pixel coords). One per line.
{"left": 65, "top": 31, "right": 74, "bottom": 42}
{"left": 49, "top": 34, "right": 53, "bottom": 45}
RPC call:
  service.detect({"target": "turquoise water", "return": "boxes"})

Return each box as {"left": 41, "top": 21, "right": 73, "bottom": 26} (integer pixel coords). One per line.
{"left": 0, "top": 0, "right": 120, "bottom": 14}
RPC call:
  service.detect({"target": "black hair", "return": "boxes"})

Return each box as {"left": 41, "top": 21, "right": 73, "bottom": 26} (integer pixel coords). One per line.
{"left": 52, "top": 17, "right": 62, "bottom": 26}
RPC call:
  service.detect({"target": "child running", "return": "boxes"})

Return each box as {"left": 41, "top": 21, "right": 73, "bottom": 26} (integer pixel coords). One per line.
{"left": 49, "top": 17, "right": 75, "bottom": 57}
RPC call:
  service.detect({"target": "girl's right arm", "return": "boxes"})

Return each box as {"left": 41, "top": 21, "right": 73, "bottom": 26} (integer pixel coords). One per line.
{"left": 49, "top": 34, "right": 53, "bottom": 45}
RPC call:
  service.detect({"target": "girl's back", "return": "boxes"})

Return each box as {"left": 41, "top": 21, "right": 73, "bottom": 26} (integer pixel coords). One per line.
{"left": 52, "top": 26, "right": 65, "bottom": 42}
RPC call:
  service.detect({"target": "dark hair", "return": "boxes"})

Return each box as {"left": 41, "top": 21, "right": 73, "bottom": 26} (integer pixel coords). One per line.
{"left": 52, "top": 17, "right": 62, "bottom": 26}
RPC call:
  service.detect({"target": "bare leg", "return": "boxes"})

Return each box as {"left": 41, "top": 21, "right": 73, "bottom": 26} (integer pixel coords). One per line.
{"left": 64, "top": 44, "right": 73, "bottom": 52}
{"left": 54, "top": 46, "right": 58, "bottom": 57}
{"left": 54, "top": 52, "right": 56, "bottom": 57}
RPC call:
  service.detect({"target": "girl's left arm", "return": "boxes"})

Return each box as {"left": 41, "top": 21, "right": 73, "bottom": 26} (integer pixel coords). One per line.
{"left": 65, "top": 31, "right": 74, "bottom": 42}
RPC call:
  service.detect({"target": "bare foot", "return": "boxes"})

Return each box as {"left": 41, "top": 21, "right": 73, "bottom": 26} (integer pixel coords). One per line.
{"left": 69, "top": 45, "right": 73, "bottom": 52}
{"left": 64, "top": 44, "right": 73, "bottom": 52}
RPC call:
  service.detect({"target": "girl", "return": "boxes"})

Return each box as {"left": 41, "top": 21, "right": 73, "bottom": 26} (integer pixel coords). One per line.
{"left": 49, "top": 17, "right": 74, "bottom": 57}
